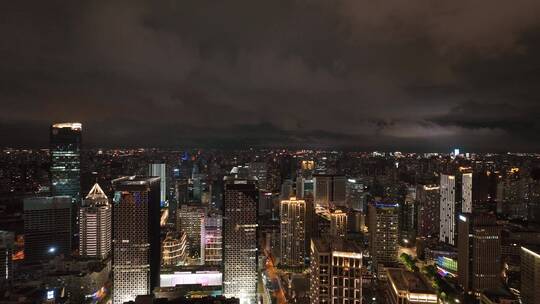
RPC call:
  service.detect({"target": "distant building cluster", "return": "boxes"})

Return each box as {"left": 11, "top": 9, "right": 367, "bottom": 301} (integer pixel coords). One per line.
{"left": 3, "top": 125, "right": 540, "bottom": 304}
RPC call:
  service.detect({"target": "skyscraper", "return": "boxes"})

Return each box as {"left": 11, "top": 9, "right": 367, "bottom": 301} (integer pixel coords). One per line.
{"left": 204, "top": 212, "right": 223, "bottom": 266}
{"left": 462, "top": 172, "right": 473, "bottom": 213}
{"left": 329, "top": 209, "right": 347, "bottom": 238}
{"left": 23, "top": 196, "right": 71, "bottom": 263}
{"left": 79, "top": 183, "right": 112, "bottom": 259}
{"left": 162, "top": 232, "right": 187, "bottom": 266}
{"left": 416, "top": 184, "right": 440, "bottom": 238}
{"left": 112, "top": 176, "right": 161, "bottom": 304}
{"left": 368, "top": 202, "right": 399, "bottom": 273}
{"left": 280, "top": 197, "right": 306, "bottom": 267}
{"left": 149, "top": 163, "right": 167, "bottom": 205}
{"left": 458, "top": 213, "right": 501, "bottom": 294}
{"left": 440, "top": 174, "right": 456, "bottom": 245}
{"left": 521, "top": 246, "right": 540, "bottom": 304}
{"left": 177, "top": 204, "right": 206, "bottom": 263}
{"left": 50, "top": 122, "right": 82, "bottom": 200}
{"left": 313, "top": 174, "right": 346, "bottom": 207}
{"left": 309, "top": 238, "right": 362, "bottom": 304}
{"left": 0, "top": 231, "right": 14, "bottom": 286}
{"left": 223, "top": 173, "right": 258, "bottom": 304}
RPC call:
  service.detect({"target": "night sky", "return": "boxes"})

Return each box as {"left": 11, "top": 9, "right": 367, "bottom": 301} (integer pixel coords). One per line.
{"left": 2, "top": 1, "right": 540, "bottom": 151}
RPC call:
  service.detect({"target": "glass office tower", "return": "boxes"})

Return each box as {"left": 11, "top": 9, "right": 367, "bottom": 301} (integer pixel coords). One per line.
{"left": 50, "top": 122, "right": 82, "bottom": 200}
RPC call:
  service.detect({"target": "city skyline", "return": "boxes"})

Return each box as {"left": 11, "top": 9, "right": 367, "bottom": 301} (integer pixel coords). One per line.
{"left": 2, "top": 1, "right": 540, "bottom": 303}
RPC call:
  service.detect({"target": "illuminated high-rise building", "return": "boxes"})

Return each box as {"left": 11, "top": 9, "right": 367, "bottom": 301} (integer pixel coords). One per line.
{"left": 309, "top": 238, "right": 362, "bottom": 304}
{"left": 223, "top": 173, "right": 258, "bottom": 304}
{"left": 50, "top": 122, "right": 82, "bottom": 200}
{"left": 112, "top": 176, "right": 161, "bottom": 304}
{"left": 416, "top": 184, "right": 440, "bottom": 238}
{"left": 0, "top": 231, "right": 14, "bottom": 286}
{"left": 177, "top": 205, "right": 206, "bottom": 263}
{"left": 330, "top": 209, "right": 347, "bottom": 238}
{"left": 149, "top": 163, "right": 167, "bottom": 205}
{"left": 162, "top": 232, "right": 187, "bottom": 266}
{"left": 79, "top": 183, "right": 111, "bottom": 260}
{"left": 204, "top": 212, "right": 222, "bottom": 266}
{"left": 280, "top": 197, "right": 306, "bottom": 267}
{"left": 521, "top": 246, "right": 540, "bottom": 304}
{"left": 23, "top": 196, "right": 71, "bottom": 263}
{"left": 458, "top": 213, "right": 501, "bottom": 294}
{"left": 368, "top": 202, "right": 399, "bottom": 272}
{"left": 439, "top": 174, "right": 456, "bottom": 245}
{"left": 462, "top": 172, "right": 473, "bottom": 213}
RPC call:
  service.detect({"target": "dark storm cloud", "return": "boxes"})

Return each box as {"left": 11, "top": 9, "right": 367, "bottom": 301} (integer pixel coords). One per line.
{"left": 1, "top": 0, "right": 540, "bottom": 151}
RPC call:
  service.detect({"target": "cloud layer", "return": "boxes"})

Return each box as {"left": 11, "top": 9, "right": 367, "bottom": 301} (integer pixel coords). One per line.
{"left": 1, "top": 0, "right": 540, "bottom": 151}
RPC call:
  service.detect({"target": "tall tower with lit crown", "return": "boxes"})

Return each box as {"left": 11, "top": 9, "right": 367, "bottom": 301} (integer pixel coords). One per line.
{"left": 79, "top": 183, "right": 111, "bottom": 259}
{"left": 50, "top": 122, "right": 82, "bottom": 200}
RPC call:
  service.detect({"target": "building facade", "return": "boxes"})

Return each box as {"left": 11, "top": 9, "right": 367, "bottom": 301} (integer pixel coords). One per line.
{"left": 0, "top": 231, "right": 14, "bottom": 286}
{"left": 112, "top": 176, "right": 161, "bottom": 304}
{"left": 280, "top": 197, "right": 306, "bottom": 267}
{"left": 416, "top": 185, "right": 440, "bottom": 238}
{"left": 23, "top": 196, "right": 72, "bottom": 263}
{"left": 177, "top": 204, "right": 206, "bottom": 263}
{"left": 149, "top": 163, "right": 167, "bottom": 205}
{"left": 368, "top": 203, "right": 399, "bottom": 271}
{"left": 313, "top": 175, "right": 346, "bottom": 208}
{"left": 330, "top": 209, "right": 347, "bottom": 238}
{"left": 440, "top": 174, "right": 456, "bottom": 245}
{"left": 521, "top": 246, "right": 540, "bottom": 304}
{"left": 222, "top": 175, "right": 258, "bottom": 304}
{"left": 204, "top": 212, "right": 223, "bottom": 266}
{"left": 79, "top": 183, "right": 111, "bottom": 259}
{"left": 462, "top": 172, "right": 473, "bottom": 213}
{"left": 50, "top": 122, "right": 82, "bottom": 200}
{"left": 162, "top": 232, "right": 187, "bottom": 266}
{"left": 309, "top": 238, "right": 362, "bottom": 304}
{"left": 458, "top": 213, "right": 501, "bottom": 294}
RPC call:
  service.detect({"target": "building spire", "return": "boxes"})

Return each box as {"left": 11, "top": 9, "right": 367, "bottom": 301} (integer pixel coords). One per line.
{"left": 86, "top": 183, "right": 108, "bottom": 200}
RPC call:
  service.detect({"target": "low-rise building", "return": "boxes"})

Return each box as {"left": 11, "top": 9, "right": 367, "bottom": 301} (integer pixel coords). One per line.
{"left": 386, "top": 268, "right": 438, "bottom": 304}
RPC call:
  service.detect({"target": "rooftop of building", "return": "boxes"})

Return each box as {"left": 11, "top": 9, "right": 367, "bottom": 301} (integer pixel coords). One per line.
{"left": 387, "top": 268, "right": 436, "bottom": 295}
{"left": 311, "top": 238, "right": 362, "bottom": 257}
{"left": 481, "top": 288, "right": 518, "bottom": 303}
{"left": 130, "top": 295, "right": 238, "bottom": 304}
{"left": 370, "top": 201, "right": 400, "bottom": 209}
{"left": 51, "top": 122, "right": 82, "bottom": 130}
{"left": 23, "top": 196, "right": 72, "bottom": 210}
{"left": 112, "top": 176, "right": 161, "bottom": 188}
